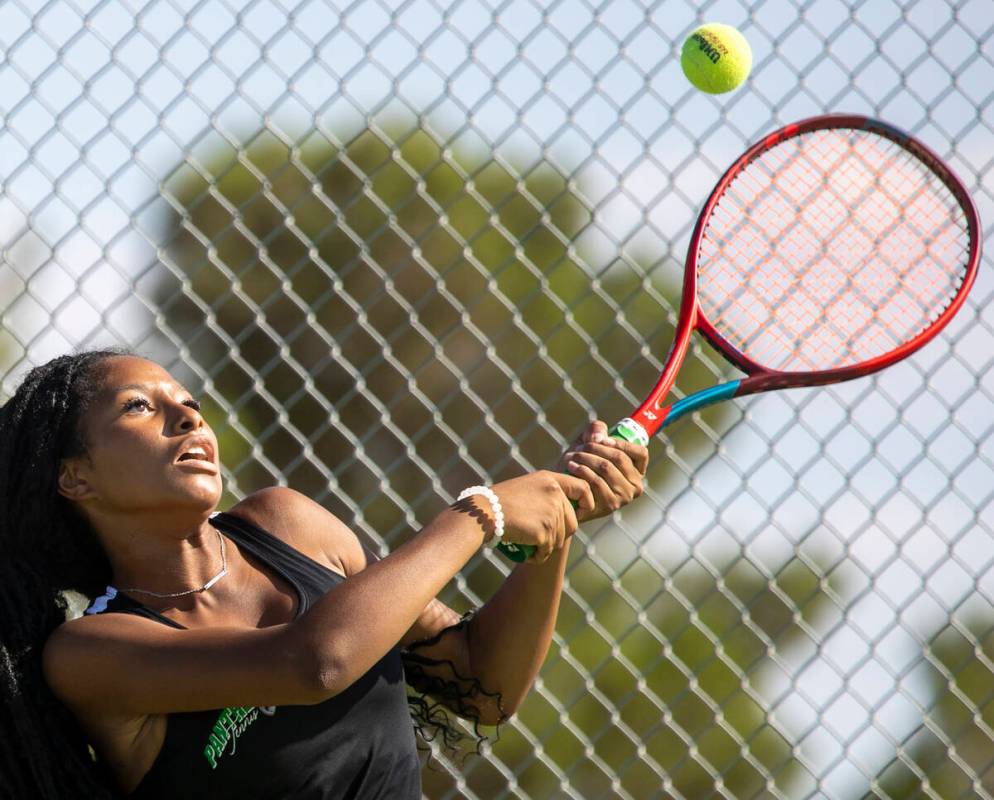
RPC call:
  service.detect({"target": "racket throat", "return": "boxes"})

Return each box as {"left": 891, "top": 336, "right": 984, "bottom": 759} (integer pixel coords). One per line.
{"left": 665, "top": 381, "right": 742, "bottom": 426}
{"left": 625, "top": 379, "right": 743, "bottom": 441}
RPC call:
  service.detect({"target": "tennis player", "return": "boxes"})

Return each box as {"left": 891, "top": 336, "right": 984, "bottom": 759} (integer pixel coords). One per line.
{"left": 0, "top": 349, "right": 647, "bottom": 798}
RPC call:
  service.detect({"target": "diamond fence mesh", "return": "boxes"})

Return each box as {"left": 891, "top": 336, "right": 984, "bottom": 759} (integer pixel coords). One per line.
{"left": 2, "top": 1, "right": 993, "bottom": 797}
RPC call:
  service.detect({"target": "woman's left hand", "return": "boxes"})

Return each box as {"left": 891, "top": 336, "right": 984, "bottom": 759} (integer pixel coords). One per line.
{"left": 557, "top": 420, "right": 649, "bottom": 521}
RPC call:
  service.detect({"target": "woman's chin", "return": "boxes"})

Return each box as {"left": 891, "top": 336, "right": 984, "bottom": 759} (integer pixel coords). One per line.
{"left": 168, "top": 473, "right": 223, "bottom": 510}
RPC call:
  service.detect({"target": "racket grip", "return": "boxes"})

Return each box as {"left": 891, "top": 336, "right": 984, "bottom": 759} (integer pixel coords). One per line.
{"left": 495, "top": 420, "right": 648, "bottom": 562}
{"left": 494, "top": 540, "right": 532, "bottom": 562}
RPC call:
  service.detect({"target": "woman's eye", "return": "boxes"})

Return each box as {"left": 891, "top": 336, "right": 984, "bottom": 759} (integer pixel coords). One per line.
{"left": 184, "top": 399, "right": 202, "bottom": 412}
{"left": 122, "top": 397, "right": 152, "bottom": 413}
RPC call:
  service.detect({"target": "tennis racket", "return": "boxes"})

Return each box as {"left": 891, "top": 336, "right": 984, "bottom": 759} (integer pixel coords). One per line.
{"left": 497, "top": 114, "right": 981, "bottom": 562}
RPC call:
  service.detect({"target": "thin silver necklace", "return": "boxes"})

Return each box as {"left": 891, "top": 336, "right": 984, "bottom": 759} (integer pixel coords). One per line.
{"left": 118, "top": 529, "right": 228, "bottom": 599}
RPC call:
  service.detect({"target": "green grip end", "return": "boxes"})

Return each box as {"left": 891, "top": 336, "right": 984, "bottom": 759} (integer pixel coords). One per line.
{"left": 494, "top": 418, "right": 649, "bottom": 562}
{"left": 609, "top": 418, "right": 650, "bottom": 446}
{"left": 495, "top": 540, "right": 530, "bottom": 562}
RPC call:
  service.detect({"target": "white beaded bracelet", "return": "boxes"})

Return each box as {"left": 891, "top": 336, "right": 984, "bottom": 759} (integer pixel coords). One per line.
{"left": 456, "top": 485, "right": 505, "bottom": 547}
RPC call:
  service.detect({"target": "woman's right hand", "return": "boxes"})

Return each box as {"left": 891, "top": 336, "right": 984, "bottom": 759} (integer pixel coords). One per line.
{"left": 486, "top": 471, "right": 595, "bottom": 562}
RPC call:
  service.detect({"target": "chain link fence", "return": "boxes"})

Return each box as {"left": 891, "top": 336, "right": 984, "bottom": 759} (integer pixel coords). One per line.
{"left": 3, "top": 0, "right": 993, "bottom": 797}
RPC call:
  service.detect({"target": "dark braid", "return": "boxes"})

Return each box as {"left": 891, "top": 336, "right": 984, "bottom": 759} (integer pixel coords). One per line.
{"left": 401, "top": 611, "right": 506, "bottom": 761}
{"left": 0, "top": 349, "right": 128, "bottom": 798}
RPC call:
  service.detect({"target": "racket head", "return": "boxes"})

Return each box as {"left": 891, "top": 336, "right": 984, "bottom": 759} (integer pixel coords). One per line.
{"left": 691, "top": 114, "right": 980, "bottom": 393}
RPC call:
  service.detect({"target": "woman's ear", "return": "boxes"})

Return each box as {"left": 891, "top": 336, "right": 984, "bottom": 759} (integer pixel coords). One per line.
{"left": 57, "top": 460, "right": 96, "bottom": 502}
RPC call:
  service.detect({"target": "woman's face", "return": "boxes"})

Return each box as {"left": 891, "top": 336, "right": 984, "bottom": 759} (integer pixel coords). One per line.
{"left": 59, "top": 356, "right": 223, "bottom": 517}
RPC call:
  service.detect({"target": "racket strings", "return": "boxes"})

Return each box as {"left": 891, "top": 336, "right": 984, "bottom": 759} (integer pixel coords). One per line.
{"left": 704, "top": 146, "right": 866, "bottom": 359}
{"left": 724, "top": 140, "right": 939, "bottom": 356}
{"left": 698, "top": 128, "right": 971, "bottom": 373}
{"left": 736, "top": 136, "right": 964, "bottom": 366}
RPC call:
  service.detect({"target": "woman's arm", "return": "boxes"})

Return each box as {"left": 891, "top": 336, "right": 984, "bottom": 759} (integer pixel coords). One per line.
{"left": 288, "top": 470, "right": 592, "bottom": 697}
{"left": 397, "top": 549, "right": 570, "bottom": 727}
{"left": 43, "top": 471, "right": 593, "bottom": 717}
{"left": 402, "top": 422, "right": 649, "bottom": 722}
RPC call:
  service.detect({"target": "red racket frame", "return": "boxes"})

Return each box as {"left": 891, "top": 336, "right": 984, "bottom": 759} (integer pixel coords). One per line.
{"left": 496, "top": 115, "right": 980, "bottom": 563}
{"left": 625, "top": 114, "right": 981, "bottom": 442}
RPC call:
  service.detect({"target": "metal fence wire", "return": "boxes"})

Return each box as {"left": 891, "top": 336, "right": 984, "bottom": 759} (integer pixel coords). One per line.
{"left": 3, "top": 1, "right": 994, "bottom": 797}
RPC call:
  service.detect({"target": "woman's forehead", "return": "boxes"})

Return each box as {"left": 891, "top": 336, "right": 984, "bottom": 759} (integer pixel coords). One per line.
{"left": 96, "top": 356, "right": 183, "bottom": 392}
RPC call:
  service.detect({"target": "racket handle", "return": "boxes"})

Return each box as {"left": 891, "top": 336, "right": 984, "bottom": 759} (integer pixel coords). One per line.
{"left": 493, "top": 540, "right": 532, "bottom": 562}
{"left": 495, "top": 420, "right": 648, "bottom": 562}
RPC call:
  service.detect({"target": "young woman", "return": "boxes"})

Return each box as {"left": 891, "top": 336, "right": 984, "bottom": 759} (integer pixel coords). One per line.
{"left": 0, "top": 349, "right": 648, "bottom": 798}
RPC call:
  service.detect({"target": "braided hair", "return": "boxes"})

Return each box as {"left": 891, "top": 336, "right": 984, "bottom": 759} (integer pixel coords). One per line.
{"left": 0, "top": 349, "right": 126, "bottom": 798}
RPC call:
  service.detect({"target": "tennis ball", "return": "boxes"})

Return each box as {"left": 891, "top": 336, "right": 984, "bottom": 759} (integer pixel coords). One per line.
{"left": 681, "top": 23, "right": 752, "bottom": 94}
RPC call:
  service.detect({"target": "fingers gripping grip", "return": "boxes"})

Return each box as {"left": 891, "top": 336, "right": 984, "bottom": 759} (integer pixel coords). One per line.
{"left": 495, "top": 419, "right": 649, "bottom": 562}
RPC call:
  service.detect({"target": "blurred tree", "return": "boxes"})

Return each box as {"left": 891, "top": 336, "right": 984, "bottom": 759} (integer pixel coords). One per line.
{"left": 157, "top": 123, "right": 733, "bottom": 540}
{"left": 427, "top": 549, "right": 842, "bottom": 798}
{"left": 156, "top": 121, "right": 839, "bottom": 798}
{"left": 866, "top": 615, "right": 994, "bottom": 799}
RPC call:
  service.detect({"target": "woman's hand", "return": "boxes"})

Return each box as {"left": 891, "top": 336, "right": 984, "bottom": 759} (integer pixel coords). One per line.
{"left": 557, "top": 420, "right": 649, "bottom": 521}
{"left": 482, "top": 471, "right": 596, "bottom": 562}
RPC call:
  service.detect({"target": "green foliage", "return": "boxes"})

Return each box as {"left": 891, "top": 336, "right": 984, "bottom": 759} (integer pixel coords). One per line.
{"left": 425, "top": 550, "right": 840, "bottom": 798}
{"left": 159, "top": 124, "right": 732, "bottom": 539}
{"left": 869, "top": 615, "right": 994, "bottom": 799}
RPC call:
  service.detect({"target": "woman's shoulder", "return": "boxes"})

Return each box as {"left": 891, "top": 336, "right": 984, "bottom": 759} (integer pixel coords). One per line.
{"left": 226, "top": 487, "right": 370, "bottom": 577}
{"left": 42, "top": 604, "right": 172, "bottom": 710}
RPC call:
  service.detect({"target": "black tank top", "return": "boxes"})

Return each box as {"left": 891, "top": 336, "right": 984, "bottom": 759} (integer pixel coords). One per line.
{"left": 85, "top": 511, "right": 421, "bottom": 799}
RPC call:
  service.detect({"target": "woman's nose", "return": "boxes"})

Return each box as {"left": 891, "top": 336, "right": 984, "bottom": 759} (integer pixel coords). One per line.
{"left": 173, "top": 404, "right": 203, "bottom": 433}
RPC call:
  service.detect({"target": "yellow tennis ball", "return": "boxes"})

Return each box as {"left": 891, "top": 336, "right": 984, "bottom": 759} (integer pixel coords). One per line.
{"left": 681, "top": 23, "right": 752, "bottom": 94}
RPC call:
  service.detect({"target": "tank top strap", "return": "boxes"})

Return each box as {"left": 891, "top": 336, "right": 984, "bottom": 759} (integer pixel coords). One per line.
{"left": 208, "top": 510, "right": 344, "bottom": 611}
{"left": 85, "top": 585, "right": 186, "bottom": 628}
